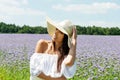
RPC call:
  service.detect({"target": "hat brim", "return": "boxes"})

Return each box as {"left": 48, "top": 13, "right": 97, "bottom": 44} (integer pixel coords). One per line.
{"left": 46, "top": 17, "right": 68, "bottom": 37}
{"left": 46, "top": 17, "right": 71, "bottom": 48}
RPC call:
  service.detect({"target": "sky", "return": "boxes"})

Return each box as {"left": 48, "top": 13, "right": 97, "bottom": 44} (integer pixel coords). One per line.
{"left": 0, "top": 0, "right": 120, "bottom": 27}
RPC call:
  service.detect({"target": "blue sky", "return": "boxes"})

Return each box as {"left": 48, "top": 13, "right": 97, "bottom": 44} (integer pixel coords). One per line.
{"left": 0, "top": 0, "right": 120, "bottom": 27}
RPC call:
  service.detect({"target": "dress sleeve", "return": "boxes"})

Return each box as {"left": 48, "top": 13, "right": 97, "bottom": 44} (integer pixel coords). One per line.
{"left": 30, "top": 53, "right": 44, "bottom": 76}
{"left": 61, "top": 59, "right": 77, "bottom": 79}
{"left": 30, "top": 53, "right": 58, "bottom": 77}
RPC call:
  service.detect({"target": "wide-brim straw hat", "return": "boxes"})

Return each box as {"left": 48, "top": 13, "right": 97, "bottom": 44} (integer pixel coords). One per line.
{"left": 46, "top": 17, "right": 75, "bottom": 48}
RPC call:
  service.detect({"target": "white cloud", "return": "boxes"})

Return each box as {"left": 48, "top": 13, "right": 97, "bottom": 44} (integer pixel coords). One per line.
{"left": 52, "top": 2, "right": 120, "bottom": 14}
{"left": 0, "top": 4, "right": 46, "bottom": 15}
{"left": 0, "top": 0, "right": 46, "bottom": 16}
{"left": 0, "top": 15, "right": 11, "bottom": 21}
{"left": 22, "top": 0, "right": 28, "bottom": 5}
{"left": 88, "top": 21, "right": 109, "bottom": 27}
{"left": 0, "top": 0, "right": 25, "bottom": 6}
{"left": 76, "top": 20, "right": 120, "bottom": 27}
{"left": 92, "top": 21, "right": 120, "bottom": 27}
{"left": 64, "top": 0, "right": 71, "bottom": 2}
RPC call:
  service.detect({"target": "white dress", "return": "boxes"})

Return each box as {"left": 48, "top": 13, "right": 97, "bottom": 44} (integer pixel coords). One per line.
{"left": 30, "top": 53, "right": 76, "bottom": 80}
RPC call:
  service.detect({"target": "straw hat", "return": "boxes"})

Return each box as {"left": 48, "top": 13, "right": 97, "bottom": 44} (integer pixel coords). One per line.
{"left": 46, "top": 17, "right": 75, "bottom": 48}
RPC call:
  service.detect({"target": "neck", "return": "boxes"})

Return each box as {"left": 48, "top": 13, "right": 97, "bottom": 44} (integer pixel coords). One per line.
{"left": 52, "top": 41, "right": 62, "bottom": 51}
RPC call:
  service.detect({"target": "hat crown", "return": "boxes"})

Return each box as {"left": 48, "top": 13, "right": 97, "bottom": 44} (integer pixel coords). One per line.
{"left": 58, "top": 20, "right": 73, "bottom": 37}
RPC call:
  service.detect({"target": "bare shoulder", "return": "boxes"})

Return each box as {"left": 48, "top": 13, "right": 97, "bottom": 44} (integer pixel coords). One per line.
{"left": 35, "top": 39, "right": 51, "bottom": 53}
{"left": 37, "top": 39, "right": 50, "bottom": 45}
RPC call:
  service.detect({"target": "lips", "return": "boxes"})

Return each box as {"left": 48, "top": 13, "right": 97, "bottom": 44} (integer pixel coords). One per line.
{"left": 52, "top": 34, "right": 56, "bottom": 39}
{"left": 52, "top": 36, "right": 56, "bottom": 41}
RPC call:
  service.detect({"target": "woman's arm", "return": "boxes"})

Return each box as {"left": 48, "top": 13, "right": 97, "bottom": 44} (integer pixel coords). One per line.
{"left": 64, "top": 27, "right": 77, "bottom": 66}
{"left": 37, "top": 72, "right": 66, "bottom": 80}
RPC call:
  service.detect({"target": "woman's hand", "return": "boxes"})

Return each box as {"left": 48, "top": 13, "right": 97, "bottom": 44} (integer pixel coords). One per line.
{"left": 64, "top": 26, "right": 77, "bottom": 66}
{"left": 71, "top": 26, "right": 77, "bottom": 46}
{"left": 38, "top": 72, "right": 66, "bottom": 80}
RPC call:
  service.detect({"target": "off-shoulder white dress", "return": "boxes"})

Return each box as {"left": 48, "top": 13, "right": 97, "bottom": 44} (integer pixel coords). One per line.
{"left": 30, "top": 53, "right": 76, "bottom": 80}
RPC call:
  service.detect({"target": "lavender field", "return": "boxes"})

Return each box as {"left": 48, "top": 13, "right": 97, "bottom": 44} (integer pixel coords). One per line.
{"left": 0, "top": 34, "right": 120, "bottom": 80}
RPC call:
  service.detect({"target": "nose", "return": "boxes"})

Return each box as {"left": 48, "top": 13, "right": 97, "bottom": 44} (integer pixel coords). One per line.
{"left": 53, "top": 31, "right": 56, "bottom": 37}
{"left": 53, "top": 30, "right": 57, "bottom": 37}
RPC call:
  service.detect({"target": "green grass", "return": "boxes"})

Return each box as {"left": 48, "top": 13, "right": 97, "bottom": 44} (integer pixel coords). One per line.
{"left": 0, "top": 51, "right": 30, "bottom": 80}
{"left": 0, "top": 65, "right": 29, "bottom": 80}
{"left": 0, "top": 51, "right": 120, "bottom": 80}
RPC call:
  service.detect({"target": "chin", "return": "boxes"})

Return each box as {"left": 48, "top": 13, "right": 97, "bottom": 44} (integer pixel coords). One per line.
{"left": 52, "top": 37, "right": 56, "bottom": 41}
{"left": 52, "top": 38, "right": 55, "bottom": 42}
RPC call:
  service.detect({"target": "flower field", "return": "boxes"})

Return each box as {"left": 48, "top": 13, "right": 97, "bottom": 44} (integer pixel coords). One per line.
{"left": 0, "top": 34, "right": 120, "bottom": 80}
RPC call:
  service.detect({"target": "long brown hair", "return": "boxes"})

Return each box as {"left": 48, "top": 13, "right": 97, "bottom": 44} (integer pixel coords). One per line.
{"left": 54, "top": 34, "right": 70, "bottom": 72}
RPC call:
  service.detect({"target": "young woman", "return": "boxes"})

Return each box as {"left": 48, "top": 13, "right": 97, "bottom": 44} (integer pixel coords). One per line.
{"left": 30, "top": 17, "right": 77, "bottom": 80}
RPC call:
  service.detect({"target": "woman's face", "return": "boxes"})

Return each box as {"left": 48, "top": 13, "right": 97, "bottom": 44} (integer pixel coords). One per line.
{"left": 52, "top": 28, "right": 64, "bottom": 43}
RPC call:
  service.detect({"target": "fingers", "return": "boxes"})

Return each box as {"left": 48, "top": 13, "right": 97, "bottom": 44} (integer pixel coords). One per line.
{"left": 71, "top": 26, "right": 77, "bottom": 45}
{"left": 72, "top": 26, "right": 77, "bottom": 39}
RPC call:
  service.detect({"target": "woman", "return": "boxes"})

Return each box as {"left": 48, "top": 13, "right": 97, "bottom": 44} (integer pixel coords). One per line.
{"left": 30, "top": 17, "right": 77, "bottom": 80}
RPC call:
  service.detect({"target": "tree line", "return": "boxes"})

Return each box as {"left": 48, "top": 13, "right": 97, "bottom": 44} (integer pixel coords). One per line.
{"left": 0, "top": 22, "right": 120, "bottom": 35}
{"left": 0, "top": 22, "right": 47, "bottom": 34}
{"left": 76, "top": 25, "right": 120, "bottom": 35}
